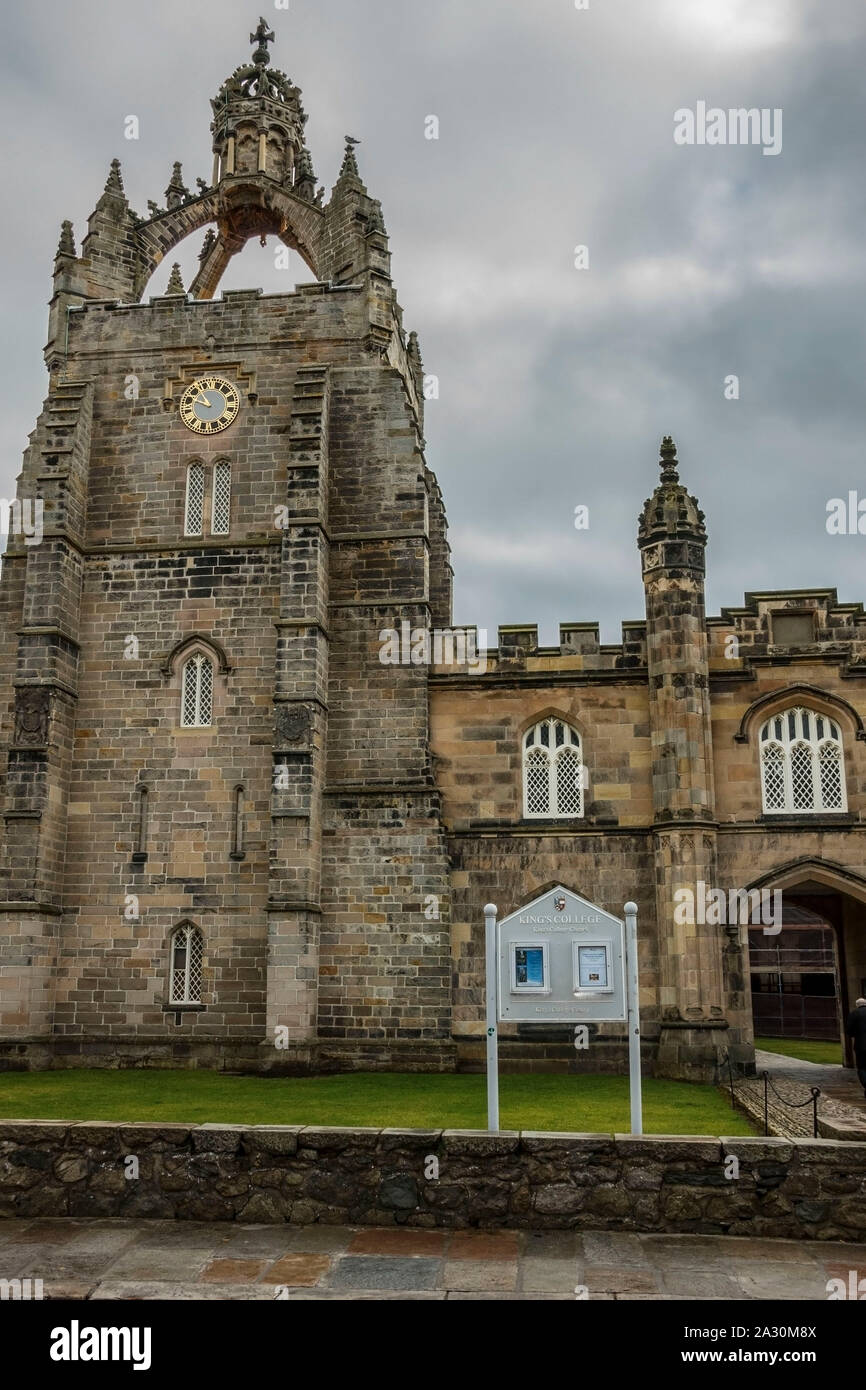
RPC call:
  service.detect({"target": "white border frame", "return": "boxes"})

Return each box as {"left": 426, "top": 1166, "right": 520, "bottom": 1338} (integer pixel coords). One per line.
{"left": 572, "top": 939, "right": 613, "bottom": 995}
{"left": 509, "top": 940, "right": 550, "bottom": 994}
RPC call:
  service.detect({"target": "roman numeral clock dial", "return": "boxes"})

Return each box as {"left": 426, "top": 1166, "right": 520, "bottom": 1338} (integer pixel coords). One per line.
{"left": 179, "top": 376, "right": 240, "bottom": 434}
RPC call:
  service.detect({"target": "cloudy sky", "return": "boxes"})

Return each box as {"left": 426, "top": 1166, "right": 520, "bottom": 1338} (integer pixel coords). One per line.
{"left": 2, "top": 0, "right": 865, "bottom": 643}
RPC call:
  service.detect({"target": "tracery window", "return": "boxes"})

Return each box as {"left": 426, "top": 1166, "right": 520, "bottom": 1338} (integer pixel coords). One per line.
{"left": 759, "top": 707, "right": 846, "bottom": 814}
{"left": 181, "top": 654, "right": 214, "bottom": 728}
{"left": 523, "top": 718, "right": 584, "bottom": 818}
{"left": 169, "top": 924, "right": 203, "bottom": 1004}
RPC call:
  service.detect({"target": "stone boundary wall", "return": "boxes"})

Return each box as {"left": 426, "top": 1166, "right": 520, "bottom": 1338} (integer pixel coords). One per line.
{"left": 2, "top": 1122, "right": 865, "bottom": 1241}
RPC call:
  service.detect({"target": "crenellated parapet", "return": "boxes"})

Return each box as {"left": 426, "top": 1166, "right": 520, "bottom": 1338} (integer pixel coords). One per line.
{"left": 708, "top": 589, "right": 866, "bottom": 679}
{"left": 429, "top": 620, "right": 648, "bottom": 682}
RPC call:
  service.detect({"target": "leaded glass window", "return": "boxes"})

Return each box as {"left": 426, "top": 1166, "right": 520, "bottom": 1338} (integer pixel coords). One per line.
{"left": 523, "top": 718, "right": 585, "bottom": 818}
{"left": 170, "top": 924, "right": 203, "bottom": 1004}
{"left": 758, "top": 706, "right": 846, "bottom": 814}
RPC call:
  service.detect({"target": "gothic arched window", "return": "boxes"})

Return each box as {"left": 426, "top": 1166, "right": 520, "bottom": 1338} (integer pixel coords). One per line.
{"left": 181, "top": 653, "right": 214, "bottom": 728}
{"left": 523, "top": 717, "right": 584, "bottom": 818}
{"left": 759, "top": 706, "right": 846, "bottom": 814}
{"left": 169, "top": 924, "right": 203, "bottom": 1004}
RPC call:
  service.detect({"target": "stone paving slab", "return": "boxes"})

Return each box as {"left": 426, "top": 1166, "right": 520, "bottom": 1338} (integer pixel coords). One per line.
{"left": 520, "top": 1258, "right": 580, "bottom": 1292}
{"left": 1, "top": 1218, "right": 865, "bottom": 1300}
{"left": 442, "top": 1260, "right": 518, "bottom": 1292}
{"left": 328, "top": 1255, "right": 441, "bottom": 1291}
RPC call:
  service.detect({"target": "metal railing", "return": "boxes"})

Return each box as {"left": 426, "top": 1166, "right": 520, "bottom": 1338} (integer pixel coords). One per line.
{"left": 751, "top": 994, "right": 839, "bottom": 1041}
{"left": 721, "top": 1050, "right": 821, "bottom": 1138}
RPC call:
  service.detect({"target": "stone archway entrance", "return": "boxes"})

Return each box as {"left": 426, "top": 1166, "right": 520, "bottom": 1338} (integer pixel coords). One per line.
{"left": 745, "top": 864, "right": 866, "bottom": 1068}
{"left": 748, "top": 899, "right": 840, "bottom": 1047}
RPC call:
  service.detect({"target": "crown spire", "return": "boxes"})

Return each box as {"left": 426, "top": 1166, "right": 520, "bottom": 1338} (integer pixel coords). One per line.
{"left": 638, "top": 434, "right": 706, "bottom": 553}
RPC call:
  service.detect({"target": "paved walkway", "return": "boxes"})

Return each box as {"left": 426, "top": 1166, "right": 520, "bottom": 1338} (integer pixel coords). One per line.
{"left": 737, "top": 1049, "right": 866, "bottom": 1139}
{"left": 1, "top": 1218, "right": 864, "bottom": 1300}
{"left": 758, "top": 1049, "right": 866, "bottom": 1111}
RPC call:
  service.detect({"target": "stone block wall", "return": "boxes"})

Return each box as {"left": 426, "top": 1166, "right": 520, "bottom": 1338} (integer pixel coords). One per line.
{"left": 1, "top": 1121, "right": 865, "bottom": 1242}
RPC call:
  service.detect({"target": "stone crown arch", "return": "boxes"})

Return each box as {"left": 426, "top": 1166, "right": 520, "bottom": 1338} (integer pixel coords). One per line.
{"left": 133, "top": 178, "right": 324, "bottom": 302}
{"left": 734, "top": 684, "right": 866, "bottom": 744}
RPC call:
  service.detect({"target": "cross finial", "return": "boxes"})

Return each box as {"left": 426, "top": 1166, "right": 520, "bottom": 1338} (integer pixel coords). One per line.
{"left": 250, "top": 16, "right": 275, "bottom": 66}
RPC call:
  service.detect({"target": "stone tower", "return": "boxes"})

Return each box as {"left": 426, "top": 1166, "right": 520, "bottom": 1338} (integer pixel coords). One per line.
{"left": 0, "top": 20, "right": 454, "bottom": 1069}
{"left": 638, "top": 438, "right": 733, "bottom": 1078}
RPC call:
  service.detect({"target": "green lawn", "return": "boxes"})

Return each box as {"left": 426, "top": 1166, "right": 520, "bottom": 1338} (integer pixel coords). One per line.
{"left": 0, "top": 1070, "right": 755, "bottom": 1135}
{"left": 755, "top": 1037, "right": 843, "bottom": 1066}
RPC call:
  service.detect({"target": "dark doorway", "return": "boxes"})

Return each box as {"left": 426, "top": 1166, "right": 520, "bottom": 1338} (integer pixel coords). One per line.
{"left": 749, "top": 902, "right": 839, "bottom": 1041}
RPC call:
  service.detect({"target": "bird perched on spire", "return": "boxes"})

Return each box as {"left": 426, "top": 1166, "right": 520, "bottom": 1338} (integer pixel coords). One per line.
{"left": 339, "top": 136, "right": 362, "bottom": 179}
{"left": 250, "top": 16, "right": 275, "bottom": 66}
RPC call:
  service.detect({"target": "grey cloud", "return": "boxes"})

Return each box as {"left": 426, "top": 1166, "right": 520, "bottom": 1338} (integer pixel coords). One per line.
{"left": 2, "top": 0, "right": 865, "bottom": 643}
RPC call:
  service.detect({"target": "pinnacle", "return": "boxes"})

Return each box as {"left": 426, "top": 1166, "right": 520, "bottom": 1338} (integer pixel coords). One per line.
{"left": 103, "top": 158, "right": 125, "bottom": 196}
{"left": 165, "top": 162, "right": 191, "bottom": 209}
{"left": 638, "top": 434, "right": 706, "bottom": 546}
{"left": 366, "top": 199, "right": 386, "bottom": 235}
{"left": 165, "top": 262, "right": 186, "bottom": 295}
{"left": 659, "top": 435, "right": 680, "bottom": 484}
{"left": 56, "top": 220, "right": 76, "bottom": 258}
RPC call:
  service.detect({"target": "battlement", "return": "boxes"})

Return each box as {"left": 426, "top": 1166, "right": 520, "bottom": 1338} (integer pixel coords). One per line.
{"left": 65, "top": 279, "right": 363, "bottom": 320}
{"left": 431, "top": 589, "right": 866, "bottom": 683}
{"left": 431, "top": 620, "right": 648, "bottom": 679}
{"left": 708, "top": 589, "right": 866, "bottom": 675}
{"left": 63, "top": 279, "right": 361, "bottom": 336}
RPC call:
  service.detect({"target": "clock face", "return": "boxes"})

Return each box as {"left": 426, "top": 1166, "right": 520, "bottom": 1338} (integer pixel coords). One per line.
{"left": 179, "top": 376, "right": 240, "bottom": 434}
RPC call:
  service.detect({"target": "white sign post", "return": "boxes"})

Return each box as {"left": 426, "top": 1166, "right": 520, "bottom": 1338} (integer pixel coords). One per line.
{"left": 482, "top": 888, "right": 642, "bottom": 1134}
{"left": 624, "top": 900, "right": 643, "bottom": 1136}
{"left": 484, "top": 902, "right": 499, "bottom": 1131}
